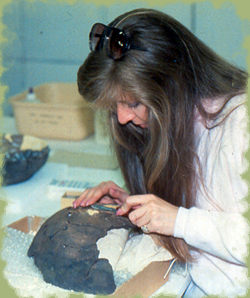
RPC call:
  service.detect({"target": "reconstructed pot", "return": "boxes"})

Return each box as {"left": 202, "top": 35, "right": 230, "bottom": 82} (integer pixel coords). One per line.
{"left": 28, "top": 206, "right": 135, "bottom": 295}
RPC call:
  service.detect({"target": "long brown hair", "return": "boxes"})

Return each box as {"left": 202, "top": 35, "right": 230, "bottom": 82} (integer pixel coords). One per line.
{"left": 77, "top": 8, "right": 248, "bottom": 262}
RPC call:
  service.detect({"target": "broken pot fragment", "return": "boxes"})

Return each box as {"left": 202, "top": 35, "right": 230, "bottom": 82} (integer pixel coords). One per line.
{"left": 28, "top": 206, "right": 135, "bottom": 295}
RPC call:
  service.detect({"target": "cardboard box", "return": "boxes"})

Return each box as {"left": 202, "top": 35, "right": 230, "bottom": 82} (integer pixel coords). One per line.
{"left": 8, "top": 215, "right": 45, "bottom": 234}
{"left": 61, "top": 191, "right": 82, "bottom": 209}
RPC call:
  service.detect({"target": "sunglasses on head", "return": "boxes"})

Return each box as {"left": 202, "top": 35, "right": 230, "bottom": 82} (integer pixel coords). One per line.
{"left": 89, "top": 23, "right": 144, "bottom": 60}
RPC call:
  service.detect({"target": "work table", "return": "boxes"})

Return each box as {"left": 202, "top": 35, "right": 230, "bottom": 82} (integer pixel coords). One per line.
{"left": 1, "top": 116, "right": 124, "bottom": 226}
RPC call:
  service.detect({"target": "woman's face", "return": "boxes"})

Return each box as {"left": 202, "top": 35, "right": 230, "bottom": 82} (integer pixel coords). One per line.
{"left": 116, "top": 96, "right": 148, "bottom": 128}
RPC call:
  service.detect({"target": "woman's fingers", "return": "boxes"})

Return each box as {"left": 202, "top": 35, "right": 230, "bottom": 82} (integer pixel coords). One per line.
{"left": 73, "top": 181, "right": 126, "bottom": 208}
{"left": 98, "top": 195, "right": 116, "bottom": 205}
{"left": 116, "top": 194, "right": 179, "bottom": 236}
{"left": 116, "top": 195, "right": 145, "bottom": 215}
{"left": 127, "top": 205, "right": 149, "bottom": 227}
{"left": 109, "top": 188, "right": 129, "bottom": 204}
{"left": 73, "top": 187, "right": 99, "bottom": 208}
{"left": 72, "top": 189, "right": 89, "bottom": 208}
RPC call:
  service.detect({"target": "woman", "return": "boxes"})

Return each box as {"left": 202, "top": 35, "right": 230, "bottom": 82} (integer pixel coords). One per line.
{"left": 74, "top": 8, "right": 249, "bottom": 297}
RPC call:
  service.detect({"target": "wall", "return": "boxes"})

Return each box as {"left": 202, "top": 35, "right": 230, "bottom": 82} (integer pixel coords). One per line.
{"left": 1, "top": 0, "right": 249, "bottom": 115}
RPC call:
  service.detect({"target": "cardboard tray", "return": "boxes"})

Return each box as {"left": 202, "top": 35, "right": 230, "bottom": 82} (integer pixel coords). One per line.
{"left": 8, "top": 215, "right": 45, "bottom": 234}
{"left": 61, "top": 191, "right": 82, "bottom": 209}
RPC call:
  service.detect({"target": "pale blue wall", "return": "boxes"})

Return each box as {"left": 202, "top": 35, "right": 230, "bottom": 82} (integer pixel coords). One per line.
{"left": 195, "top": 2, "right": 249, "bottom": 68}
{"left": 1, "top": 0, "right": 249, "bottom": 115}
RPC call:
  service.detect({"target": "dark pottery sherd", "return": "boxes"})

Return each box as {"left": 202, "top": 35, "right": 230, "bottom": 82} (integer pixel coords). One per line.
{"left": 28, "top": 206, "right": 135, "bottom": 295}
{"left": 1, "top": 134, "right": 50, "bottom": 185}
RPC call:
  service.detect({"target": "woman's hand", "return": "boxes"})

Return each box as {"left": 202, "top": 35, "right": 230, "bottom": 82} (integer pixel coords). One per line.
{"left": 73, "top": 181, "right": 129, "bottom": 208}
{"left": 116, "top": 194, "right": 179, "bottom": 236}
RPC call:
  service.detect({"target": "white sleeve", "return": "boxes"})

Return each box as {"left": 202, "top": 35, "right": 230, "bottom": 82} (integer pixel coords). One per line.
{"left": 174, "top": 206, "right": 248, "bottom": 265}
{"left": 174, "top": 98, "right": 249, "bottom": 265}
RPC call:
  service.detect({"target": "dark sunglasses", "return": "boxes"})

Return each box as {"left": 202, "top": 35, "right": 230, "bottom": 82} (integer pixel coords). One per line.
{"left": 89, "top": 23, "right": 144, "bottom": 60}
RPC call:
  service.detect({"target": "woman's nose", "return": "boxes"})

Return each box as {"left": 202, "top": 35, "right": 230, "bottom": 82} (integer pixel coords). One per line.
{"left": 117, "top": 104, "right": 135, "bottom": 125}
